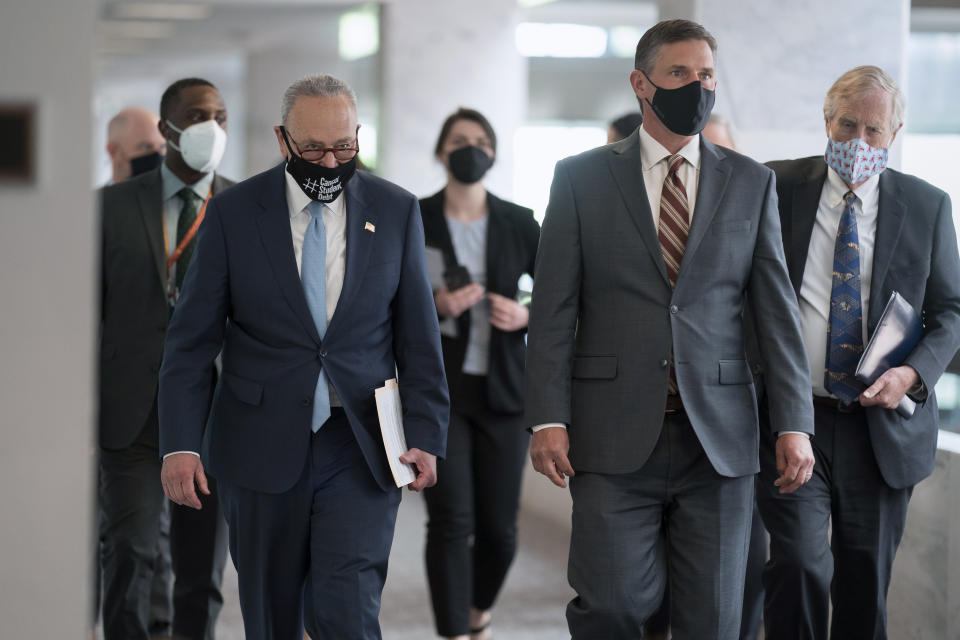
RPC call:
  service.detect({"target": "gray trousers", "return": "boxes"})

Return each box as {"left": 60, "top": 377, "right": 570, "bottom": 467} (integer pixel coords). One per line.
{"left": 566, "top": 412, "right": 754, "bottom": 640}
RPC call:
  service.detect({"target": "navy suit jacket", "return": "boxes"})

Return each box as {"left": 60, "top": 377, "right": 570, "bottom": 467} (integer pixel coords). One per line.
{"left": 765, "top": 157, "right": 960, "bottom": 489}
{"left": 158, "top": 164, "right": 449, "bottom": 494}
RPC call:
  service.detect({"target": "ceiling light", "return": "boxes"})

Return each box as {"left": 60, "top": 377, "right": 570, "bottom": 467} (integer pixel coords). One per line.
{"left": 515, "top": 23, "right": 608, "bottom": 58}
{"left": 99, "top": 20, "right": 177, "bottom": 39}
{"left": 111, "top": 3, "right": 212, "bottom": 21}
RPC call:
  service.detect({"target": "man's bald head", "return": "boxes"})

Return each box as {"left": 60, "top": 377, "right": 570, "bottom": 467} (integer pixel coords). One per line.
{"left": 106, "top": 107, "right": 166, "bottom": 183}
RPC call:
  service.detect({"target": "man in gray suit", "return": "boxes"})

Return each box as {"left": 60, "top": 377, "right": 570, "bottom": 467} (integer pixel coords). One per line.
{"left": 525, "top": 20, "right": 816, "bottom": 639}
{"left": 757, "top": 66, "right": 960, "bottom": 640}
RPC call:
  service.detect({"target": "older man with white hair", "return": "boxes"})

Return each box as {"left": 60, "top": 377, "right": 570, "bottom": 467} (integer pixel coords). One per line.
{"left": 756, "top": 65, "right": 960, "bottom": 640}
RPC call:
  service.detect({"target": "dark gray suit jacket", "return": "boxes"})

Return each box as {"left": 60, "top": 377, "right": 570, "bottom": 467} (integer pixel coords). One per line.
{"left": 525, "top": 131, "right": 814, "bottom": 478}
{"left": 765, "top": 156, "right": 960, "bottom": 489}
{"left": 99, "top": 167, "right": 233, "bottom": 450}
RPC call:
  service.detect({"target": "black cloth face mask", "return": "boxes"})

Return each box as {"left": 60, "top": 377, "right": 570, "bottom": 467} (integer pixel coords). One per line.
{"left": 129, "top": 151, "right": 163, "bottom": 177}
{"left": 642, "top": 72, "right": 715, "bottom": 136}
{"left": 280, "top": 127, "right": 357, "bottom": 203}
{"left": 447, "top": 145, "right": 493, "bottom": 184}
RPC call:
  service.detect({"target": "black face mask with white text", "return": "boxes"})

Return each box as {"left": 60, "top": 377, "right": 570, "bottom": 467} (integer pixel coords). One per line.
{"left": 642, "top": 72, "right": 715, "bottom": 137}
{"left": 280, "top": 127, "right": 357, "bottom": 203}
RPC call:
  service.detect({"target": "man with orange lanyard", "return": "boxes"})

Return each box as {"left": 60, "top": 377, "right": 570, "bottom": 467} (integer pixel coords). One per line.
{"left": 98, "top": 77, "right": 233, "bottom": 640}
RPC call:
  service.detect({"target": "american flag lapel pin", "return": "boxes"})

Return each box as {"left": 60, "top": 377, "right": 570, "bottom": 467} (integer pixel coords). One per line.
{"left": 364, "top": 221, "right": 376, "bottom": 233}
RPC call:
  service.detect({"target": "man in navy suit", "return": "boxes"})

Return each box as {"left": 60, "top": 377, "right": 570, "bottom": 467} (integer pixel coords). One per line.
{"left": 158, "top": 74, "right": 449, "bottom": 640}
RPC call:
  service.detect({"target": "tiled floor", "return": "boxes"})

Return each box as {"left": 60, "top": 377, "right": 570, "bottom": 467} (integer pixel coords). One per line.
{"left": 212, "top": 490, "right": 575, "bottom": 639}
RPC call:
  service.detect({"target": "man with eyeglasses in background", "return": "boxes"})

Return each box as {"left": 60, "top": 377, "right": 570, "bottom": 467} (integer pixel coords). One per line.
{"left": 158, "top": 74, "right": 449, "bottom": 639}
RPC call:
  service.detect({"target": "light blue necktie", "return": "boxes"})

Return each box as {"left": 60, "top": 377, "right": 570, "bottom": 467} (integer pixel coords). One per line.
{"left": 302, "top": 200, "right": 331, "bottom": 431}
{"left": 824, "top": 191, "right": 865, "bottom": 403}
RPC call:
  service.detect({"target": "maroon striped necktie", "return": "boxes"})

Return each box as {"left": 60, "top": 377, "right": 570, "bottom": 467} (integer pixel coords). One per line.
{"left": 658, "top": 153, "right": 689, "bottom": 288}
{"left": 658, "top": 153, "right": 689, "bottom": 395}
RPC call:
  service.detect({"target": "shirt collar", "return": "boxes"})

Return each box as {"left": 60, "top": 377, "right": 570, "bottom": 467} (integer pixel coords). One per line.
{"left": 824, "top": 165, "right": 881, "bottom": 212}
{"left": 638, "top": 126, "right": 701, "bottom": 172}
{"left": 283, "top": 166, "right": 345, "bottom": 219}
{"left": 160, "top": 162, "right": 214, "bottom": 203}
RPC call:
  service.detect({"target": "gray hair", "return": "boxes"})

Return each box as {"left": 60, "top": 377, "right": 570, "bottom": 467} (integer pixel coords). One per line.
{"left": 823, "top": 65, "right": 905, "bottom": 132}
{"left": 281, "top": 75, "right": 357, "bottom": 125}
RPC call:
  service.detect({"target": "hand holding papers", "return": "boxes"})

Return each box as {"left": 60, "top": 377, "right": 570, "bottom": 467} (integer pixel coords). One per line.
{"left": 374, "top": 378, "right": 417, "bottom": 487}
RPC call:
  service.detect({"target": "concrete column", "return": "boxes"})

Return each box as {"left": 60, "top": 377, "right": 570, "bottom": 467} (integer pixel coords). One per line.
{"left": 889, "top": 433, "right": 960, "bottom": 639}
{"left": 379, "top": 0, "right": 527, "bottom": 199}
{"left": 658, "top": 0, "right": 910, "bottom": 165}
{"left": 0, "top": 0, "right": 97, "bottom": 636}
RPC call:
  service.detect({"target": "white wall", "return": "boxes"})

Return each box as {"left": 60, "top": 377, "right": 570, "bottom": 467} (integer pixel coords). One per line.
{"left": 0, "top": 0, "right": 97, "bottom": 636}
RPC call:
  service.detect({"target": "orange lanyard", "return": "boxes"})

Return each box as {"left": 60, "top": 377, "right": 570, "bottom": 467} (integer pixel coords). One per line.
{"left": 165, "top": 187, "right": 213, "bottom": 275}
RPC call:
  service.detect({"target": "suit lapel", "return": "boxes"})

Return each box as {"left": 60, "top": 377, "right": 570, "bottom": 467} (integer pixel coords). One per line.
{"left": 870, "top": 171, "right": 907, "bottom": 326}
{"left": 607, "top": 132, "right": 670, "bottom": 288}
{"left": 326, "top": 172, "right": 377, "bottom": 338}
{"left": 788, "top": 161, "right": 827, "bottom": 297}
{"left": 211, "top": 173, "right": 233, "bottom": 195}
{"left": 255, "top": 164, "right": 322, "bottom": 345}
{"left": 137, "top": 168, "right": 167, "bottom": 292}
{"left": 677, "top": 139, "right": 730, "bottom": 283}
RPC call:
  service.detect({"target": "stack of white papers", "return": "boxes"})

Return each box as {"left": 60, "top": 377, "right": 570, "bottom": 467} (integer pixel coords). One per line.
{"left": 374, "top": 378, "right": 416, "bottom": 487}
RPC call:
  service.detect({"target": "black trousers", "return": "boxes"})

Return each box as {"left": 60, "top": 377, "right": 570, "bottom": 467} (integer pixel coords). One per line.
{"left": 757, "top": 403, "right": 911, "bottom": 640}
{"left": 92, "top": 491, "right": 172, "bottom": 632}
{"left": 99, "top": 399, "right": 228, "bottom": 640}
{"left": 423, "top": 374, "right": 530, "bottom": 637}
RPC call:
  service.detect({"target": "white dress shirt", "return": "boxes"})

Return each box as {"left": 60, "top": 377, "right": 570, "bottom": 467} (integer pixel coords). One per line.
{"left": 799, "top": 167, "right": 880, "bottom": 398}
{"left": 532, "top": 129, "right": 701, "bottom": 432}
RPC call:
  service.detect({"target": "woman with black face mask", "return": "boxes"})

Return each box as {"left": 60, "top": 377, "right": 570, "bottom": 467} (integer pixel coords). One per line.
{"left": 419, "top": 108, "right": 540, "bottom": 640}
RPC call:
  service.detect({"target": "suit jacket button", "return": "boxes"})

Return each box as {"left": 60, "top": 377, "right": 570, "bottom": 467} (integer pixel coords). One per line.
{"left": 660, "top": 359, "right": 669, "bottom": 368}
{"left": 320, "top": 350, "right": 327, "bottom": 357}
{"left": 670, "top": 305, "right": 679, "bottom": 314}
{"left": 302, "top": 398, "right": 312, "bottom": 407}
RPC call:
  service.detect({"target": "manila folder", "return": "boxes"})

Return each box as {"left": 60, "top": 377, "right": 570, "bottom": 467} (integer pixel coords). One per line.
{"left": 374, "top": 378, "right": 417, "bottom": 487}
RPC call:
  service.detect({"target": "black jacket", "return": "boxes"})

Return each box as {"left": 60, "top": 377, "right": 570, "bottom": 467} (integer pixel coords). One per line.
{"left": 99, "top": 167, "right": 233, "bottom": 449}
{"left": 420, "top": 189, "right": 540, "bottom": 414}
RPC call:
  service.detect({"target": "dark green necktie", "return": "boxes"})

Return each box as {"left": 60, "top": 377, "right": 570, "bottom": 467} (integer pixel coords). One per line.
{"left": 175, "top": 187, "right": 200, "bottom": 291}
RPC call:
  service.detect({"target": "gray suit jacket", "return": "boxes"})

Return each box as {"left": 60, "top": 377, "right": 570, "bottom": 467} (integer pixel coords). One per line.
{"left": 99, "top": 166, "right": 234, "bottom": 449}
{"left": 765, "top": 156, "right": 960, "bottom": 489}
{"left": 525, "top": 131, "right": 813, "bottom": 478}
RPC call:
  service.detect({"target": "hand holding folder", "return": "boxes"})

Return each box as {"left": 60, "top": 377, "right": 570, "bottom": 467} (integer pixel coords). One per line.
{"left": 855, "top": 291, "right": 923, "bottom": 418}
